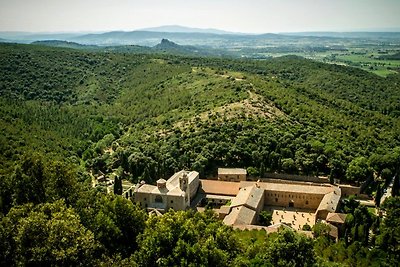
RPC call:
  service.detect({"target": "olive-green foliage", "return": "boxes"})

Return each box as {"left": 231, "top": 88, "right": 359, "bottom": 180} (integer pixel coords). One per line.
{"left": 314, "top": 197, "right": 400, "bottom": 266}
{"left": 0, "top": 200, "right": 96, "bottom": 266}
{"left": 134, "top": 210, "right": 239, "bottom": 267}
{"left": 1, "top": 43, "right": 400, "bottom": 266}
{"left": 259, "top": 210, "right": 272, "bottom": 226}
{"left": 314, "top": 238, "right": 388, "bottom": 267}
{"left": 375, "top": 197, "right": 400, "bottom": 265}
{"left": 345, "top": 157, "right": 372, "bottom": 182}
{"left": 0, "top": 153, "right": 79, "bottom": 213}
{"left": 302, "top": 224, "right": 312, "bottom": 231}
{"left": 264, "top": 229, "right": 315, "bottom": 267}
{"left": 234, "top": 229, "right": 316, "bottom": 267}
{"left": 1, "top": 43, "right": 400, "bottom": 183}
{"left": 312, "top": 222, "right": 332, "bottom": 238}
{"left": 73, "top": 192, "right": 147, "bottom": 258}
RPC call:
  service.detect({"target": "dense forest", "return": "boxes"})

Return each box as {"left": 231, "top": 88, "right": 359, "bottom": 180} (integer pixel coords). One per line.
{"left": 0, "top": 43, "right": 400, "bottom": 266}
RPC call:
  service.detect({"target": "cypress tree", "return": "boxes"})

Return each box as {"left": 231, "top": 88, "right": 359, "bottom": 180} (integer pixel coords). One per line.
{"left": 114, "top": 176, "right": 122, "bottom": 195}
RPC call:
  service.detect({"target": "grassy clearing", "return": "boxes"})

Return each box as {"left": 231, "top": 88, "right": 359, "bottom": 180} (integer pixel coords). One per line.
{"left": 372, "top": 69, "right": 398, "bottom": 77}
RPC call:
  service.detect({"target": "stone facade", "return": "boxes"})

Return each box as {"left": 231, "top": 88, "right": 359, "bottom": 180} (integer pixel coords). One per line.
{"left": 218, "top": 168, "right": 247, "bottom": 182}
{"left": 264, "top": 190, "right": 325, "bottom": 210}
{"left": 240, "top": 181, "right": 337, "bottom": 211}
{"left": 221, "top": 181, "right": 342, "bottom": 226}
{"left": 338, "top": 184, "right": 361, "bottom": 198}
{"left": 134, "top": 170, "right": 200, "bottom": 212}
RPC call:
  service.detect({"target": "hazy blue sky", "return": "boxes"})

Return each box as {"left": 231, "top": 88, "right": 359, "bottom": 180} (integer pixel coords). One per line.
{"left": 0, "top": 0, "right": 399, "bottom": 33}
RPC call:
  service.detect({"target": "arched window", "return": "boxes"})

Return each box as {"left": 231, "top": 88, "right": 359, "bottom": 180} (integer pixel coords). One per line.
{"left": 306, "top": 200, "right": 309, "bottom": 205}
{"left": 275, "top": 198, "right": 278, "bottom": 202}
{"left": 155, "top": 195, "right": 163, "bottom": 203}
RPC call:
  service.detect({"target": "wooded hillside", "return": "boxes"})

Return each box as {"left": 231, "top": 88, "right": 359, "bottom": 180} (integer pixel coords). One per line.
{"left": 0, "top": 43, "right": 399, "bottom": 266}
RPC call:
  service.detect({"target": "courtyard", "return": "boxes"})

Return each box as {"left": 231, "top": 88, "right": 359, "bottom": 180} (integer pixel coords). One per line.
{"left": 265, "top": 206, "right": 316, "bottom": 230}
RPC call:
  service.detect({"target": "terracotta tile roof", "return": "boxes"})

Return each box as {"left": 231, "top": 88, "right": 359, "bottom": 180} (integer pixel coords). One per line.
{"left": 230, "top": 186, "right": 264, "bottom": 210}
{"left": 317, "top": 187, "right": 341, "bottom": 212}
{"left": 166, "top": 187, "right": 185, "bottom": 196}
{"left": 328, "top": 223, "right": 339, "bottom": 239}
{"left": 240, "top": 181, "right": 334, "bottom": 195}
{"left": 136, "top": 184, "right": 156, "bottom": 193}
{"left": 199, "top": 179, "right": 240, "bottom": 196}
{"left": 326, "top": 213, "right": 347, "bottom": 224}
{"left": 223, "top": 206, "right": 256, "bottom": 226}
{"left": 219, "top": 205, "right": 231, "bottom": 215}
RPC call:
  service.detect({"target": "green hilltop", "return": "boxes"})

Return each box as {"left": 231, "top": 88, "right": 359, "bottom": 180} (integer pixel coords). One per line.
{"left": 1, "top": 43, "right": 399, "bottom": 179}
{"left": 0, "top": 43, "right": 399, "bottom": 266}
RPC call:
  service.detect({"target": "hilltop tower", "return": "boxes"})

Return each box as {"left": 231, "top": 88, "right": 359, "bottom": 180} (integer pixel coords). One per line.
{"left": 179, "top": 171, "right": 190, "bottom": 206}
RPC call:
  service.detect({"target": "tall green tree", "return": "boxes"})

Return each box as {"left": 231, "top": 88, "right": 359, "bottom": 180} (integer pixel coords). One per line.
{"left": 75, "top": 194, "right": 146, "bottom": 257}
{"left": 259, "top": 211, "right": 273, "bottom": 226}
{"left": 252, "top": 229, "right": 316, "bottom": 267}
{"left": 134, "top": 210, "right": 239, "bottom": 267}
{"left": 1, "top": 200, "right": 96, "bottom": 266}
{"left": 113, "top": 176, "right": 123, "bottom": 195}
{"left": 375, "top": 197, "right": 400, "bottom": 265}
{"left": 346, "top": 157, "right": 371, "bottom": 182}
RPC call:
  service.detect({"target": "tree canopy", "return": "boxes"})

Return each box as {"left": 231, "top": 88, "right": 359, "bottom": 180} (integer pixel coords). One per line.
{"left": 0, "top": 43, "right": 399, "bottom": 266}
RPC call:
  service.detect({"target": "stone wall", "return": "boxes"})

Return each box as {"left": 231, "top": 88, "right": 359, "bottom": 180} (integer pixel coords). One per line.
{"left": 249, "top": 173, "right": 329, "bottom": 183}
{"left": 264, "top": 190, "right": 325, "bottom": 210}
{"left": 218, "top": 173, "right": 246, "bottom": 182}
{"left": 135, "top": 191, "right": 187, "bottom": 211}
{"left": 339, "top": 184, "right": 361, "bottom": 198}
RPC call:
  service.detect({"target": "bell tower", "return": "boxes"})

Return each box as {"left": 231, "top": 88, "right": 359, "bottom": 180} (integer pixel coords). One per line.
{"left": 179, "top": 171, "right": 190, "bottom": 207}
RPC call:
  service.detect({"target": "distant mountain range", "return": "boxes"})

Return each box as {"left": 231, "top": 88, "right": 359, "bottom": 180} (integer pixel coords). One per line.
{"left": 1, "top": 25, "right": 399, "bottom": 48}
{"left": 30, "top": 39, "right": 230, "bottom": 57}
{"left": 138, "top": 25, "right": 241, "bottom": 35}
{"left": 0, "top": 32, "right": 85, "bottom": 43}
{"left": 68, "top": 30, "right": 284, "bottom": 46}
{"left": 31, "top": 40, "right": 98, "bottom": 49}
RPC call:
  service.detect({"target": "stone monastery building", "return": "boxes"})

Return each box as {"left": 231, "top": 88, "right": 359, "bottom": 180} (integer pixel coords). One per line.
{"left": 134, "top": 170, "right": 199, "bottom": 211}
{"left": 134, "top": 168, "right": 356, "bottom": 232}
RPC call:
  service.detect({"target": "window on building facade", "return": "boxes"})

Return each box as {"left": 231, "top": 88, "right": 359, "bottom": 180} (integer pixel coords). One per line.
{"left": 155, "top": 195, "right": 163, "bottom": 203}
